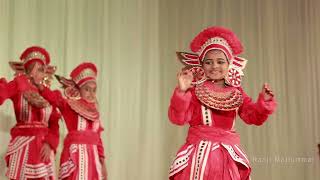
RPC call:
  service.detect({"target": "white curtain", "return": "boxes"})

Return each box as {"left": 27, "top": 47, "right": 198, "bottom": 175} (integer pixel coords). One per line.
{"left": 0, "top": 0, "right": 319, "bottom": 179}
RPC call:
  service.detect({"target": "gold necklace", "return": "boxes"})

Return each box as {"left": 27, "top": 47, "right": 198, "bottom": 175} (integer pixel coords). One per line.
{"left": 195, "top": 82, "right": 243, "bottom": 111}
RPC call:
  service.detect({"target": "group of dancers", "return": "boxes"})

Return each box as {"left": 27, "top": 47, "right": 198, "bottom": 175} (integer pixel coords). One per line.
{"left": 1, "top": 46, "right": 107, "bottom": 180}
{"left": 1, "top": 26, "right": 276, "bottom": 180}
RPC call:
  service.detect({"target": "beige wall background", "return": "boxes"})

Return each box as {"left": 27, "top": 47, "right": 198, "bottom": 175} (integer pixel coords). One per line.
{"left": 0, "top": 0, "right": 319, "bottom": 179}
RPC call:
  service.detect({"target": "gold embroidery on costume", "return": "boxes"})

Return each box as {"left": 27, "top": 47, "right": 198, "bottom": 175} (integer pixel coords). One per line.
{"left": 195, "top": 82, "right": 243, "bottom": 111}
{"left": 67, "top": 99, "right": 99, "bottom": 121}
{"left": 23, "top": 91, "right": 50, "bottom": 108}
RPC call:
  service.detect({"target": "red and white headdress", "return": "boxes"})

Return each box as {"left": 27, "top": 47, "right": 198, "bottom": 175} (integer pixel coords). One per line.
{"left": 177, "top": 26, "right": 247, "bottom": 87}
{"left": 55, "top": 62, "right": 97, "bottom": 100}
{"left": 9, "top": 46, "right": 56, "bottom": 78}
{"left": 20, "top": 46, "right": 50, "bottom": 68}
{"left": 70, "top": 62, "right": 97, "bottom": 87}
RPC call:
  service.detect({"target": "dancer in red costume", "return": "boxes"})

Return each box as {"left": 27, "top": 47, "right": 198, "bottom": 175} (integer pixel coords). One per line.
{"left": 0, "top": 46, "right": 60, "bottom": 180}
{"left": 39, "top": 62, "right": 107, "bottom": 180}
{"left": 168, "top": 26, "right": 277, "bottom": 180}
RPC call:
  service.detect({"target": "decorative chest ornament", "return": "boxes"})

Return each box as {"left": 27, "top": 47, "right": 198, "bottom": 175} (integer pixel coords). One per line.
{"left": 195, "top": 81, "right": 243, "bottom": 111}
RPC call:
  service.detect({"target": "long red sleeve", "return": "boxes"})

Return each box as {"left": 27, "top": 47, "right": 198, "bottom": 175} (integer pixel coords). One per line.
{"left": 43, "top": 107, "right": 61, "bottom": 153}
{"left": 0, "top": 75, "right": 29, "bottom": 105}
{"left": 41, "top": 87, "right": 68, "bottom": 111}
{"left": 168, "top": 87, "right": 194, "bottom": 125}
{"left": 0, "top": 78, "right": 8, "bottom": 105}
{"left": 238, "top": 88, "right": 277, "bottom": 126}
{"left": 97, "top": 126, "right": 105, "bottom": 159}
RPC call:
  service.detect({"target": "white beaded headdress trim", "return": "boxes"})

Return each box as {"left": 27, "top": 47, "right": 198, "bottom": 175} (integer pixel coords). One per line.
{"left": 73, "top": 68, "right": 96, "bottom": 84}
{"left": 22, "top": 51, "right": 46, "bottom": 64}
{"left": 197, "top": 37, "right": 233, "bottom": 58}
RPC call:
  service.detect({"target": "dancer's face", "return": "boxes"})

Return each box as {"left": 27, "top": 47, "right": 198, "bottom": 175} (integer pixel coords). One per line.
{"left": 26, "top": 62, "right": 46, "bottom": 85}
{"left": 80, "top": 81, "right": 97, "bottom": 103}
{"left": 202, "top": 50, "right": 229, "bottom": 81}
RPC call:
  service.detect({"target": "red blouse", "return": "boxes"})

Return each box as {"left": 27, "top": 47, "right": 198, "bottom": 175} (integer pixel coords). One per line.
{"left": 0, "top": 75, "right": 60, "bottom": 151}
{"left": 168, "top": 86, "right": 276, "bottom": 130}
{"left": 41, "top": 87, "right": 105, "bottom": 158}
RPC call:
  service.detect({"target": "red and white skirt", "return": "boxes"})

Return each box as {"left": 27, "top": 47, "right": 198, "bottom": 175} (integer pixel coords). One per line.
{"left": 169, "top": 141, "right": 251, "bottom": 180}
{"left": 59, "top": 144, "right": 103, "bottom": 180}
{"left": 5, "top": 136, "right": 55, "bottom": 180}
